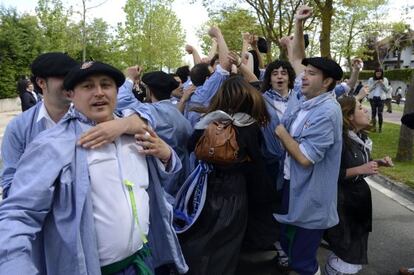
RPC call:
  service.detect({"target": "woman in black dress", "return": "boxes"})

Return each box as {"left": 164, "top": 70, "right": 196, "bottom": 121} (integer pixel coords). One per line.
{"left": 179, "top": 76, "right": 270, "bottom": 275}
{"left": 324, "top": 96, "right": 393, "bottom": 274}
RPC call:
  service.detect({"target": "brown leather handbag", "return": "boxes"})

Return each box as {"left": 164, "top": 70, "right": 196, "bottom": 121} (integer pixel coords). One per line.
{"left": 194, "top": 121, "right": 240, "bottom": 165}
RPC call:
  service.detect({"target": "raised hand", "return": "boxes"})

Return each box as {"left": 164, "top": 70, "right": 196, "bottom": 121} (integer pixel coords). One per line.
{"left": 208, "top": 26, "right": 221, "bottom": 38}
{"left": 185, "top": 44, "right": 194, "bottom": 54}
{"left": 295, "top": 5, "right": 313, "bottom": 21}
{"left": 125, "top": 65, "right": 142, "bottom": 81}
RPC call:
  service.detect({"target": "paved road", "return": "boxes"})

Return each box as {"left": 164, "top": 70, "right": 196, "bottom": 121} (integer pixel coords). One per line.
{"left": 237, "top": 182, "right": 414, "bottom": 275}
{"left": 0, "top": 109, "right": 413, "bottom": 274}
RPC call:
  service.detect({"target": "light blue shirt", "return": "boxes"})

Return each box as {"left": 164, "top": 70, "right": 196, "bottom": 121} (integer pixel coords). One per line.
{"left": 1, "top": 102, "right": 48, "bottom": 198}
{"left": 117, "top": 80, "right": 193, "bottom": 197}
{"left": 0, "top": 108, "right": 188, "bottom": 274}
{"left": 184, "top": 65, "right": 229, "bottom": 127}
{"left": 275, "top": 89, "right": 342, "bottom": 229}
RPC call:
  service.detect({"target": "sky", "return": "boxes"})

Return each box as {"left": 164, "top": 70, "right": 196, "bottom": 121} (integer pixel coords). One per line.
{"left": 1, "top": 0, "right": 413, "bottom": 62}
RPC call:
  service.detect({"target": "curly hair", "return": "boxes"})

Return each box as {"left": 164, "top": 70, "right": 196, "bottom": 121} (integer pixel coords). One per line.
{"left": 260, "top": 60, "right": 296, "bottom": 93}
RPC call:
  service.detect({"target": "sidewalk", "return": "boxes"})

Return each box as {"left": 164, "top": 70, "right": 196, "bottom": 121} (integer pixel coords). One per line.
{"left": 0, "top": 110, "right": 20, "bottom": 146}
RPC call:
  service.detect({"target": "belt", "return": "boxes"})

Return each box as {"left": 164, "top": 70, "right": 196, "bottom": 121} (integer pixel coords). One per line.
{"left": 101, "top": 245, "right": 152, "bottom": 275}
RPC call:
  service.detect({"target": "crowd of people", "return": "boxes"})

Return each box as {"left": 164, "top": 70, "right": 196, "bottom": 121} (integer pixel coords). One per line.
{"left": 0, "top": 4, "right": 412, "bottom": 275}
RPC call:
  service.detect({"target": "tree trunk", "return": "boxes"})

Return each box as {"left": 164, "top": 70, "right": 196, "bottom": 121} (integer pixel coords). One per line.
{"left": 396, "top": 75, "right": 414, "bottom": 161}
{"left": 396, "top": 51, "right": 401, "bottom": 69}
{"left": 266, "top": 39, "right": 272, "bottom": 63}
{"left": 318, "top": 0, "right": 333, "bottom": 58}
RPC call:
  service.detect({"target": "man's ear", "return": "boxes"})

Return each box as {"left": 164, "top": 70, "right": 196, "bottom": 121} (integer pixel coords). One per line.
{"left": 36, "top": 77, "right": 47, "bottom": 91}
{"left": 322, "top": 77, "right": 334, "bottom": 90}
{"left": 65, "top": 90, "right": 74, "bottom": 100}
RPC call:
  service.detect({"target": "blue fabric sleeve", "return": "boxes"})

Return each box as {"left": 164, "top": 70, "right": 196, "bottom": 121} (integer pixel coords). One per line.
{"left": 0, "top": 120, "right": 24, "bottom": 198}
{"left": 298, "top": 114, "right": 335, "bottom": 164}
{"left": 0, "top": 140, "right": 65, "bottom": 273}
{"left": 117, "top": 79, "right": 137, "bottom": 111}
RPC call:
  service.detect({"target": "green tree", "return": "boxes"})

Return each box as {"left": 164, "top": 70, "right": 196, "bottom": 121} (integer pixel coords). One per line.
{"left": 198, "top": 8, "right": 261, "bottom": 54}
{"left": 0, "top": 8, "right": 44, "bottom": 98}
{"left": 388, "top": 22, "right": 413, "bottom": 69}
{"left": 36, "top": 0, "right": 72, "bottom": 52}
{"left": 118, "top": 0, "right": 185, "bottom": 71}
{"left": 330, "top": 0, "right": 387, "bottom": 68}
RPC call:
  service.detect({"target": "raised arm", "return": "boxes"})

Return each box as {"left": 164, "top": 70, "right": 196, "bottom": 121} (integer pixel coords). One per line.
{"left": 347, "top": 58, "right": 363, "bottom": 90}
{"left": 185, "top": 44, "right": 202, "bottom": 65}
{"left": 241, "top": 32, "right": 251, "bottom": 66}
{"left": 207, "top": 38, "right": 218, "bottom": 62}
{"left": 251, "top": 35, "right": 265, "bottom": 69}
{"left": 228, "top": 51, "right": 258, "bottom": 83}
{"left": 208, "top": 26, "right": 231, "bottom": 72}
{"left": 290, "top": 5, "right": 313, "bottom": 75}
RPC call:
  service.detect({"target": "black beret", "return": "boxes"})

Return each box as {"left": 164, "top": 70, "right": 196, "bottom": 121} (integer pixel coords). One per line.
{"left": 257, "top": 37, "right": 268, "bottom": 53}
{"left": 401, "top": 112, "right": 414, "bottom": 129}
{"left": 31, "top": 52, "right": 78, "bottom": 78}
{"left": 302, "top": 57, "right": 343, "bottom": 81}
{"left": 142, "top": 71, "right": 179, "bottom": 96}
{"left": 63, "top": 61, "right": 125, "bottom": 91}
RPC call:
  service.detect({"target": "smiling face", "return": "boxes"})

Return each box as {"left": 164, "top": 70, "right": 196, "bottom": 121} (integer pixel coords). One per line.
{"left": 69, "top": 74, "right": 117, "bottom": 123}
{"left": 270, "top": 67, "right": 290, "bottom": 94}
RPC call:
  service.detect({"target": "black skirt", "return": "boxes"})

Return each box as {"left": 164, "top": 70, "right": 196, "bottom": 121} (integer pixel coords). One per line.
{"left": 324, "top": 178, "right": 372, "bottom": 264}
{"left": 178, "top": 168, "right": 248, "bottom": 275}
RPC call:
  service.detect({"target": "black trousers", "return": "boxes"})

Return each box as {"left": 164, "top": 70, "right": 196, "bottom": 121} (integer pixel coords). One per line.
{"left": 369, "top": 97, "right": 384, "bottom": 128}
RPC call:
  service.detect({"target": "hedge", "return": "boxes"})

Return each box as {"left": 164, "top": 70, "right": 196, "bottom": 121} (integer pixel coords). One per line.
{"left": 344, "top": 68, "right": 414, "bottom": 83}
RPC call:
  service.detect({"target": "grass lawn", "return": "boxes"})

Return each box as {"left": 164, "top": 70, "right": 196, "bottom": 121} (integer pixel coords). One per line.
{"left": 362, "top": 101, "right": 405, "bottom": 113}
{"left": 369, "top": 122, "right": 414, "bottom": 188}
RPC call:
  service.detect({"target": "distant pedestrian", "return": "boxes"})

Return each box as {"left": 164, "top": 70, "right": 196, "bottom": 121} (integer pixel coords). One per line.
{"left": 20, "top": 81, "right": 41, "bottom": 111}
{"left": 367, "top": 68, "right": 391, "bottom": 133}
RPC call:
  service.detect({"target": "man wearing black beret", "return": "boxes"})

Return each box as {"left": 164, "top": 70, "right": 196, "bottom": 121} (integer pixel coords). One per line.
{"left": 273, "top": 5, "right": 343, "bottom": 275}
{"left": 1, "top": 52, "right": 78, "bottom": 198}
{"left": 117, "top": 69, "right": 193, "bottom": 198}
{"left": 1, "top": 55, "right": 147, "bottom": 199}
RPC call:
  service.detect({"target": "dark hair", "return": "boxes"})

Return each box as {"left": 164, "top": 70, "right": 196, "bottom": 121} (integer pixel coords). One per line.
{"left": 17, "top": 78, "right": 30, "bottom": 96}
{"left": 190, "top": 63, "right": 211, "bottom": 87}
{"left": 338, "top": 96, "right": 368, "bottom": 146}
{"left": 196, "top": 76, "right": 270, "bottom": 126}
{"left": 373, "top": 68, "right": 384, "bottom": 80}
{"left": 149, "top": 87, "right": 172, "bottom": 101}
{"left": 210, "top": 54, "right": 219, "bottom": 68}
{"left": 176, "top": 65, "right": 190, "bottom": 83}
{"left": 321, "top": 71, "right": 337, "bottom": 92}
{"left": 30, "top": 76, "right": 43, "bottom": 93}
{"left": 260, "top": 60, "right": 296, "bottom": 93}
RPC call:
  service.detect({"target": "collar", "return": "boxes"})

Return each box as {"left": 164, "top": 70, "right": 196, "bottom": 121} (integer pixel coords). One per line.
{"left": 265, "top": 89, "right": 291, "bottom": 102}
{"left": 299, "top": 90, "right": 335, "bottom": 111}
{"left": 194, "top": 110, "right": 256, "bottom": 130}
{"left": 36, "top": 102, "right": 55, "bottom": 124}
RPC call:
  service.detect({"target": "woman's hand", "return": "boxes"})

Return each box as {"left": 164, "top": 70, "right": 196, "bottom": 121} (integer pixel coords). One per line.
{"left": 358, "top": 161, "right": 379, "bottom": 175}
{"left": 376, "top": 156, "right": 394, "bottom": 167}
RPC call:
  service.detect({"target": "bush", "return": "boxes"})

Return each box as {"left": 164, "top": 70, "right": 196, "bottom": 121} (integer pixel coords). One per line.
{"left": 344, "top": 68, "right": 414, "bottom": 82}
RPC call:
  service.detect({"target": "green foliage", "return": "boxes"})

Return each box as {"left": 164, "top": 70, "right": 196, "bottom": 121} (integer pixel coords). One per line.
{"left": 370, "top": 122, "right": 414, "bottom": 188}
{"left": 36, "top": 0, "right": 72, "bottom": 52}
{"left": 330, "top": 0, "right": 387, "bottom": 68}
{"left": 0, "top": 8, "right": 43, "bottom": 98}
{"left": 198, "top": 8, "right": 261, "bottom": 54}
{"left": 118, "top": 0, "right": 185, "bottom": 72}
{"left": 344, "top": 69, "right": 414, "bottom": 82}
